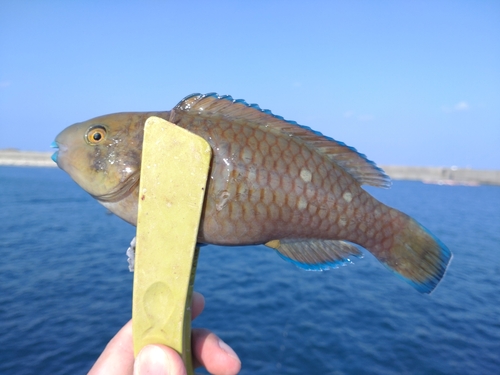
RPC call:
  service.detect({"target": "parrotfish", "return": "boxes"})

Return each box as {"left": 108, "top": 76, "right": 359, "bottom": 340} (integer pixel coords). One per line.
{"left": 52, "top": 93, "right": 451, "bottom": 293}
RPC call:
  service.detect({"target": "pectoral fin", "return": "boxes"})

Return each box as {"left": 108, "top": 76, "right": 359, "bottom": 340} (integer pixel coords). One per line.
{"left": 265, "top": 239, "right": 363, "bottom": 270}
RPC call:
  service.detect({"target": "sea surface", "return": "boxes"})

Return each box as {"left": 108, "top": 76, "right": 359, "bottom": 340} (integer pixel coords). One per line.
{"left": 0, "top": 166, "right": 499, "bottom": 374}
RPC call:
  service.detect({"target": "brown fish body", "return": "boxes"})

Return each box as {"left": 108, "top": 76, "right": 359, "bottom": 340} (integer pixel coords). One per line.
{"left": 53, "top": 93, "right": 451, "bottom": 293}
{"left": 175, "top": 109, "right": 387, "bottom": 248}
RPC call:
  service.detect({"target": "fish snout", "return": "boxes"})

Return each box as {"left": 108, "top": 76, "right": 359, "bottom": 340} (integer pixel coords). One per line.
{"left": 50, "top": 141, "right": 68, "bottom": 164}
{"left": 50, "top": 141, "right": 59, "bottom": 163}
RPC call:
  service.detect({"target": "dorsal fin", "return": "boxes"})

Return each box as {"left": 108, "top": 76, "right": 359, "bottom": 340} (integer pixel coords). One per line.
{"left": 172, "top": 93, "right": 391, "bottom": 188}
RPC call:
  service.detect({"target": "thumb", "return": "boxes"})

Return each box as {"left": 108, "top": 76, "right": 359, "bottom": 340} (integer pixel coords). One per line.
{"left": 134, "top": 345, "right": 187, "bottom": 375}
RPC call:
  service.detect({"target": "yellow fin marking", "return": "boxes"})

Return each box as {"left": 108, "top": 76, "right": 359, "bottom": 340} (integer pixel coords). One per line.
{"left": 265, "top": 240, "right": 281, "bottom": 249}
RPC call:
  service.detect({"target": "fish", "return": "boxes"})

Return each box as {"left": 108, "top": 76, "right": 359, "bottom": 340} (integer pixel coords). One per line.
{"left": 52, "top": 93, "right": 452, "bottom": 293}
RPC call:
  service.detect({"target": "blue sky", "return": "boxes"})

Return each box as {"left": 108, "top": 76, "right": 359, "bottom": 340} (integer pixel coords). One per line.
{"left": 1, "top": 1, "right": 499, "bottom": 169}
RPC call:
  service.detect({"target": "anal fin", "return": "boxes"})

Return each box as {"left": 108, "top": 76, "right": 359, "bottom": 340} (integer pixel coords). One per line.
{"left": 265, "top": 239, "right": 363, "bottom": 270}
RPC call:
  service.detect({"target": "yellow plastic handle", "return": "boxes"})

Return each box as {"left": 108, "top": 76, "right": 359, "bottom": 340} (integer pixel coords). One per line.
{"left": 132, "top": 116, "right": 212, "bottom": 374}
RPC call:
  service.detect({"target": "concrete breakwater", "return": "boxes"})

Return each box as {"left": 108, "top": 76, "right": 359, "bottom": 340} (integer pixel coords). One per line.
{"left": 1, "top": 149, "right": 499, "bottom": 186}
{"left": 0, "top": 149, "right": 57, "bottom": 167}
{"left": 382, "top": 165, "right": 500, "bottom": 186}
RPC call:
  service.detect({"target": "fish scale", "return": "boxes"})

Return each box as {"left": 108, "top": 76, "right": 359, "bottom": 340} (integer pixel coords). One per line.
{"left": 171, "top": 98, "right": 442, "bottom": 289}
{"left": 177, "top": 115, "right": 356, "bottom": 244}
{"left": 51, "top": 93, "right": 451, "bottom": 293}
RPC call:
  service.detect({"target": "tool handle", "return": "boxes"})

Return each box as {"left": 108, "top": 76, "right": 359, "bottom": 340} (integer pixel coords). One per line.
{"left": 132, "top": 117, "right": 211, "bottom": 374}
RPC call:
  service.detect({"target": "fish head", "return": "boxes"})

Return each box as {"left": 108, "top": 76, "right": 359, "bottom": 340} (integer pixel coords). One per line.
{"left": 52, "top": 112, "right": 150, "bottom": 206}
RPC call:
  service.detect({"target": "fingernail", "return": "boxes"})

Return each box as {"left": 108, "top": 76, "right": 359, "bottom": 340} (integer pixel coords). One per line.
{"left": 134, "top": 345, "right": 168, "bottom": 375}
{"left": 218, "top": 338, "right": 240, "bottom": 361}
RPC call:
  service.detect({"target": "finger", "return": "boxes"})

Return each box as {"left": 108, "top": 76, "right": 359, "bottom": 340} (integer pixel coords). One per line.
{"left": 191, "top": 291, "right": 205, "bottom": 320}
{"left": 192, "top": 328, "right": 241, "bottom": 375}
{"left": 88, "top": 292, "right": 206, "bottom": 375}
{"left": 134, "top": 344, "right": 186, "bottom": 375}
{"left": 88, "top": 320, "right": 134, "bottom": 375}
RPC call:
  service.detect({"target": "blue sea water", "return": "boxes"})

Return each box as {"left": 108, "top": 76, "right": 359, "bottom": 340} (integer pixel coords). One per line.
{"left": 0, "top": 166, "right": 499, "bottom": 374}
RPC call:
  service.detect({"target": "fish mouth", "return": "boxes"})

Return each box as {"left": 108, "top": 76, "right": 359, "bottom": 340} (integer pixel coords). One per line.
{"left": 50, "top": 141, "right": 68, "bottom": 164}
{"left": 50, "top": 141, "right": 59, "bottom": 163}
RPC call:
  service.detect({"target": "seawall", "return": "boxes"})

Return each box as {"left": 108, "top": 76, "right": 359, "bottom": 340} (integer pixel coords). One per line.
{"left": 382, "top": 165, "right": 500, "bottom": 186}
{"left": 0, "top": 149, "right": 56, "bottom": 167}
{"left": 1, "top": 149, "right": 499, "bottom": 186}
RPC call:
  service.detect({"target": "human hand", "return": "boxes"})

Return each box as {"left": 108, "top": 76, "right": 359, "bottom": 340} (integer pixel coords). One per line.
{"left": 88, "top": 291, "right": 241, "bottom": 375}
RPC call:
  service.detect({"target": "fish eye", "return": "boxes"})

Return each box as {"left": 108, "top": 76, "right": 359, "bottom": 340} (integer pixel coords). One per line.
{"left": 86, "top": 126, "right": 107, "bottom": 145}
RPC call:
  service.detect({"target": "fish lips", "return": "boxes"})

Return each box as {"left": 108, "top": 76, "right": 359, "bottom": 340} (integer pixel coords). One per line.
{"left": 50, "top": 141, "right": 59, "bottom": 163}
{"left": 50, "top": 140, "right": 68, "bottom": 166}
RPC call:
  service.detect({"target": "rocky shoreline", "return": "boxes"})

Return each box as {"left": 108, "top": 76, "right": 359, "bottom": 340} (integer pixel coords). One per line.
{"left": 1, "top": 149, "right": 499, "bottom": 186}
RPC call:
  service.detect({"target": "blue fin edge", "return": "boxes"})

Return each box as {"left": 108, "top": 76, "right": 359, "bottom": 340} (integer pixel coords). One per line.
{"left": 274, "top": 249, "right": 363, "bottom": 271}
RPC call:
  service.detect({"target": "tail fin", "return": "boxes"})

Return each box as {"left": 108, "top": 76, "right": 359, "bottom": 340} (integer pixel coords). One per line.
{"left": 370, "top": 212, "right": 452, "bottom": 293}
